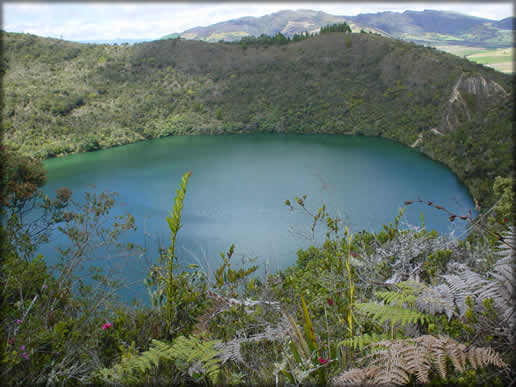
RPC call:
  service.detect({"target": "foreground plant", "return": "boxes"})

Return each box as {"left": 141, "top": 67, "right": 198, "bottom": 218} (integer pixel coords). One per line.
{"left": 97, "top": 335, "right": 222, "bottom": 384}
{"left": 334, "top": 335, "right": 507, "bottom": 385}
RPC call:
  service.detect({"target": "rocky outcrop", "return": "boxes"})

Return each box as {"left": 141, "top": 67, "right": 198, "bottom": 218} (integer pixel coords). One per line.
{"left": 440, "top": 73, "right": 509, "bottom": 133}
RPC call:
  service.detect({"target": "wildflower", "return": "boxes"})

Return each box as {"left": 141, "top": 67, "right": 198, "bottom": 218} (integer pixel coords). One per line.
{"left": 20, "top": 345, "right": 25, "bottom": 351}
{"left": 16, "top": 319, "right": 22, "bottom": 325}
{"left": 503, "top": 217, "right": 507, "bottom": 223}
{"left": 8, "top": 338, "right": 15, "bottom": 345}
{"left": 351, "top": 252, "right": 358, "bottom": 258}
{"left": 318, "top": 357, "right": 329, "bottom": 365}
{"left": 102, "top": 323, "right": 113, "bottom": 330}
{"left": 21, "top": 352, "right": 29, "bottom": 360}
{"left": 327, "top": 298, "right": 334, "bottom": 306}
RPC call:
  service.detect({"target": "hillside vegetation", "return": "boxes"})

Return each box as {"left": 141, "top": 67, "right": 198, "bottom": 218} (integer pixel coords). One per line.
{"left": 1, "top": 30, "right": 513, "bottom": 207}
{"left": 164, "top": 9, "right": 515, "bottom": 74}
{"left": 2, "top": 157, "right": 514, "bottom": 385}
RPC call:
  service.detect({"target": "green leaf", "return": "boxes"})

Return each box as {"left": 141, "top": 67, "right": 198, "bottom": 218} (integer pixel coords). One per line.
{"left": 301, "top": 295, "right": 317, "bottom": 353}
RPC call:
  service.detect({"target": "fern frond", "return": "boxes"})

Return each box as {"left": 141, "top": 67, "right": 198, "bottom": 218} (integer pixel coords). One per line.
{"left": 163, "top": 336, "right": 222, "bottom": 383}
{"left": 396, "top": 280, "right": 426, "bottom": 293}
{"left": 494, "top": 226, "right": 514, "bottom": 259}
{"left": 357, "top": 302, "right": 429, "bottom": 326}
{"left": 439, "top": 235, "right": 514, "bottom": 324}
{"left": 339, "top": 333, "right": 388, "bottom": 350}
{"left": 369, "top": 343, "right": 411, "bottom": 385}
{"left": 100, "top": 336, "right": 221, "bottom": 384}
{"left": 216, "top": 319, "right": 287, "bottom": 364}
{"left": 416, "top": 283, "right": 455, "bottom": 319}
{"left": 427, "top": 335, "right": 449, "bottom": 379}
{"left": 441, "top": 271, "right": 485, "bottom": 316}
{"left": 334, "top": 335, "right": 507, "bottom": 386}
{"left": 332, "top": 367, "right": 378, "bottom": 385}
{"left": 375, "top": 290, "right": 418, "bottom": 307}
{"left": 403, "top": 341, "right": 432, "bottom": 383}
{"left": 478, "top": 246, "right": 514, "bottom": 313}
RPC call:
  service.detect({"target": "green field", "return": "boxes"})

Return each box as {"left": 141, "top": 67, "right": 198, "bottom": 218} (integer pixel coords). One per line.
{"left": 468, "top": 55, "right": 512, "bottom": 64}
{"left": 467, "top": 48, "right": 514, "bottom": 73}
{"left": 435, "top": 45, "right": 513, "bottom": 73}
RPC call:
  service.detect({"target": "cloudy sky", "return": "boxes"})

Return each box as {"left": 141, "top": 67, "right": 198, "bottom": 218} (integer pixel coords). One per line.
{"left": 3, "top": 2, "right": 513, "bottom": 41}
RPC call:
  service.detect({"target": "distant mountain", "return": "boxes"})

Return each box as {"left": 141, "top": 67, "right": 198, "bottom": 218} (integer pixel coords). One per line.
{"left": 350, "top": 9, "right": 513, "bottom": 48}
{"left": 165, "top": 9, "right": 384, "bottom": 42}
{"left": 161, "top": 9, "right": 513, "bottom": 48}
{"left": 351, "top": 10, "right": 490, "bottom": 36}
{"left": 494, "top": 17, "right": 515, "bottom": 30}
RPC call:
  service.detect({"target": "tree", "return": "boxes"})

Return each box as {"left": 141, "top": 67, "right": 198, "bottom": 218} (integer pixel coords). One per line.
{"left": 1, "top": 149, "right": 143, "bottom": 384}
{"left": 320, "top": 22, "right": 352, "bottom": 34}
{"left": 1, "top": 147, "right": 68, "bottom": 261}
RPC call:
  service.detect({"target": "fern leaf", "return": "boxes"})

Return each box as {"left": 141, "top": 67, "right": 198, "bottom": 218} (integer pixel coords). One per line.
{"left": 339, "top": 333, "right": 387, "bottom": 350}
{"left": 494, "top": 226, "right": 514, "bottom": 259}
{"left": 335, "top": 335, "right": 507, "bottom": 386}
{"left": 332, "top": 367, "right": 375, "bottom": 385}
{"left": 216, "top": 319, "right": 287, "bottom": 365}
{"left": 403, "top": 343, "right": 431, "bottom": 383}
{"left": 369, "top": 343, "right": 411, "bottom": 385}
{"left": 441, "top": 271, "right": 485, "bottom": 316}
{"left": 416, "top": 283, "right": 455, "bottom": 319}
{"left": 168, "top": 336, "right": 221, "bottom": 383}
{"left": 375, "top": 290, "right": 418, "bottom": 307}
{"left": 102, "top": 336, "right": 221, "bottom": 384}
{"left": 358, "top": 302, "right": 429, "bottom": 326}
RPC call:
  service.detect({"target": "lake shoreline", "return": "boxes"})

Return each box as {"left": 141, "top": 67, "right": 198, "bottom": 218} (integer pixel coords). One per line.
{"left": 41, "top": 130, "right": 479, "bottom": 210}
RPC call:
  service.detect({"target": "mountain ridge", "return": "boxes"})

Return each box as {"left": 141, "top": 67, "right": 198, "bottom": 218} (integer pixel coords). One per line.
{"left": 163, "top": 8, "right": 514, "bottom": 49}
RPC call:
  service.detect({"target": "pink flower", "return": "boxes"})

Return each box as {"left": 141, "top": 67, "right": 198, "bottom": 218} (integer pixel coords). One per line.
{"left": 102, "top": 323, "right": 113, "bottom": 330}
{"left": 16, "top": 319, "right": 22, "bottom": 325}
{"left": 327, "top": 298, "right": 334, "bottom": 306}
{"left": 20, "top": 345, "right": 25, "bottom": 351}
{"left": 21, "top": 352, "right": 29, "bottom": 360}
{"left": 318, "top": 357, "right": 329, "bottom": 365}
{"left": 351, "top": 252, "right": 358, "bottom": 258}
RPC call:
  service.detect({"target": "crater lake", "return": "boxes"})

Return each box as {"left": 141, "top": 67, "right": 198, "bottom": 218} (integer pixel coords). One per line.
{"left": 42, "top": 134, "right": 476, "bottom": 302}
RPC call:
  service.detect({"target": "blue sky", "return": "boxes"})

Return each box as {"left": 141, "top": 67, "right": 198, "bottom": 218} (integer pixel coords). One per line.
{"left": 3, "top": 2, "right": 513, "bottom": 41}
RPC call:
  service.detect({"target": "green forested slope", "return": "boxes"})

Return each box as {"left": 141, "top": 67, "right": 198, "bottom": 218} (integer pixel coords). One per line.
{"left": 1, "top": 31, "right": 513, "bottom": 206}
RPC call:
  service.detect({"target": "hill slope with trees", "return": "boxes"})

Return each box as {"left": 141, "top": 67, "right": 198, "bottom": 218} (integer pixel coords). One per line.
{"left": 1, "top": 30, "right": 513, "bottom": 207}
{"left": 1, "top": 27, "right": 515, "bottom": 386}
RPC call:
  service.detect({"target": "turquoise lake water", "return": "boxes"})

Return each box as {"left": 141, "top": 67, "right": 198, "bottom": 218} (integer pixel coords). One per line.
{"left": 42, "top": 134, "right": 475, "bottom": 302}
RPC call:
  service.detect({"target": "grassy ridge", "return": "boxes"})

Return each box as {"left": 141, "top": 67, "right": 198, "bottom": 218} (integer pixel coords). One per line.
{"left": 1, "top": 31, "right": 513, "bottom": 206}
